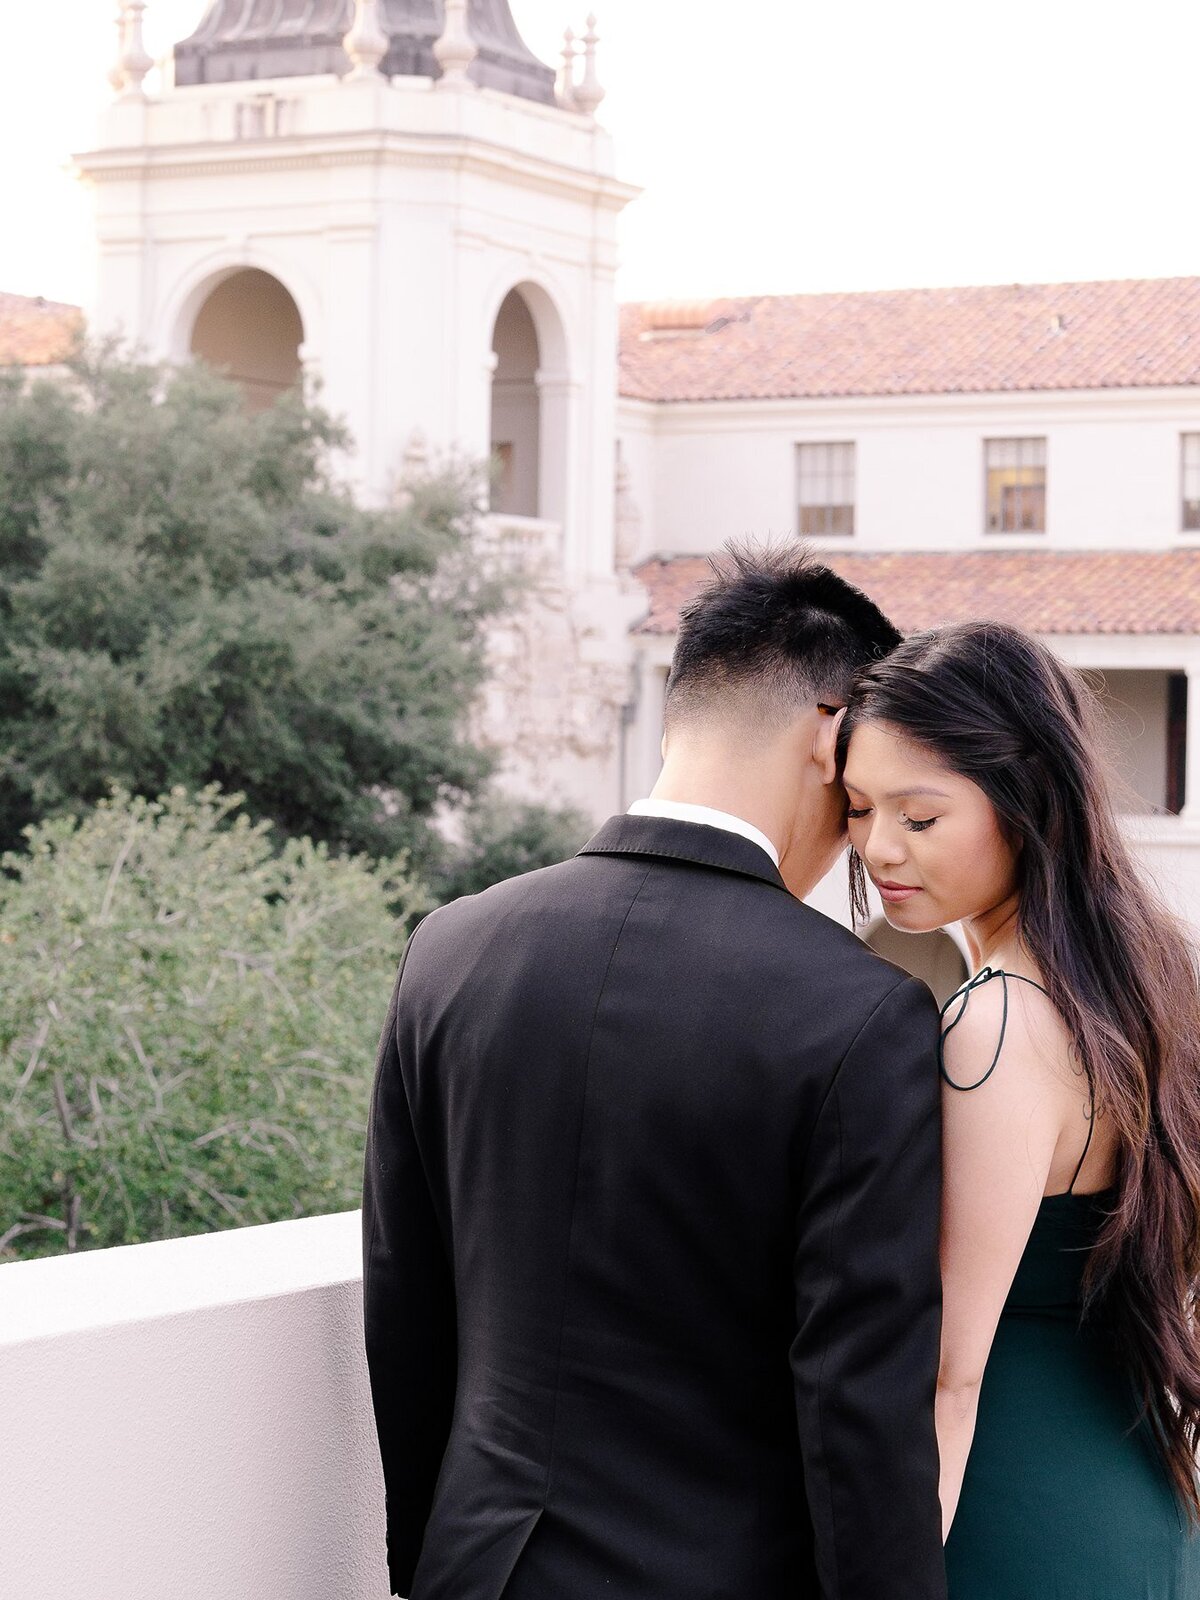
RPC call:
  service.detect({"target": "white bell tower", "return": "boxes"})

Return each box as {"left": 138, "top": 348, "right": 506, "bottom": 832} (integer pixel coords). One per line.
{"left": 79, "top": 0, "right": 645, "bottom": 817}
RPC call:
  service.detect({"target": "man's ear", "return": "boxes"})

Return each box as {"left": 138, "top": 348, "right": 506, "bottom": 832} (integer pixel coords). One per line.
{"left": 813, "top": 705, "right": 848, "bottom": 786}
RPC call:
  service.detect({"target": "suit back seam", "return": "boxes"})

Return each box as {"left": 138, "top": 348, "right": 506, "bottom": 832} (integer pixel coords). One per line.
{"left": 793, "top": 974, "right": 912, "bottom": 1184}
{"left": 539, "top": 860, "right": 656, "bottom": 1507}
{"left": 809, "top": 1078, "right": 847, "bottom": 1597}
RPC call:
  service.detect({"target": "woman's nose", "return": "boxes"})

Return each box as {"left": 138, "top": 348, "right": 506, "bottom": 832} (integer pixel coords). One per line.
{"left": 863, "top": 822, "right": 908, "bottom": 871}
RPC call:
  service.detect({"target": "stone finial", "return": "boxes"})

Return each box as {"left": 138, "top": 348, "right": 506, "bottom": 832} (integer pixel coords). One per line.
{"left": 573, "top": 13, "right": 605, "bottom": 117}
{"left": 434, "top": 0, "right": 478, "bottom": 88}
{"left": 108, "top": 6, "right": 127, "bottom": 95}
{"left": 558, "top": 27, "right": 578, "bottom": 109}
{"left": 343, "top": 0, "right": 389, "bottom": 80}
{"left": 113, "top": 1, "right": 154, "bottom": 101}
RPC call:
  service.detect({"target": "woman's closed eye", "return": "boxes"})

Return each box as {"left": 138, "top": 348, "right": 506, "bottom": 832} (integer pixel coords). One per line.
{"left": 846, "top": 805, "right": 938, "bottom": 833}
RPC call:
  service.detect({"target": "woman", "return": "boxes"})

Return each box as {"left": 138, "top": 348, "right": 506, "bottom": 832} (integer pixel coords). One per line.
{"left": 837, "top": 620, "right": 1200, "bottom": 1598}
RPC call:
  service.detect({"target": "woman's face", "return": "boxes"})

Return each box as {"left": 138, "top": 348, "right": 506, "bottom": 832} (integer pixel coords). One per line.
{"left": 841, "top": 719, "right": 1020, "bottom": 933}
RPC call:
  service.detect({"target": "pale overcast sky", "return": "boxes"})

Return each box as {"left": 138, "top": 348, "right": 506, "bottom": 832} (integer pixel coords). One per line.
{"left": 1, "top": 0, "right": 1197, "bottom": 309}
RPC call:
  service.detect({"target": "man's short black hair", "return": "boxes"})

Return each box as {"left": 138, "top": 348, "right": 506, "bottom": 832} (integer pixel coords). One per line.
{"left": 664, "top": 542, "right": 902, "bottom": 736}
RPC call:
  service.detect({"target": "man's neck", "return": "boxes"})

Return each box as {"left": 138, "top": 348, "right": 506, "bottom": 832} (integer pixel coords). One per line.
{"left": 648, "top": 759, "right": 839, "bottom": 901}
{"left": 629, "top": 798, "right": 780, "bottom": 867}
{"left": 647, "top": 777, "right": 784, "bottom": 862}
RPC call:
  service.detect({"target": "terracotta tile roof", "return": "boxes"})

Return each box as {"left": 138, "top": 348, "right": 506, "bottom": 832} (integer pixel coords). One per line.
{"left": 634, "top": 550, "right": 1200, "bottom": 638}
{"left": 619, "top": 278, "right": 1200, "bottom": 403}
{"left": 0, "top": 292, "right": 83, "bottom": 368}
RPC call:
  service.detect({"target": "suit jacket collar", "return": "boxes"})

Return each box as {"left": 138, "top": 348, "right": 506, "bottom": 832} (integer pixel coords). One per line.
{"left": 578, "top": 814, "right": 791, "bottom": 894}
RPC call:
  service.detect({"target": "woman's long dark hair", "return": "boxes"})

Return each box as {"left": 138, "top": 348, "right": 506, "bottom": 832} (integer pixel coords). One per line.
{"left": 839, "top": 621, "right": 1200, "bottom": 1514}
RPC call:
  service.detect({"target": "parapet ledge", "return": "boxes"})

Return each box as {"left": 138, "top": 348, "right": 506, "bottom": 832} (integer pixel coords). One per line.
{"left": 0, "top": 1207, "right": 362, "bottom": 1349}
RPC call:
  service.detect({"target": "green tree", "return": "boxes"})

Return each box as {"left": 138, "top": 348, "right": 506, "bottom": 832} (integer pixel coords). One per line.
{"left": 0, "top": 347, "right": 512, "bottom": 871}
{"left": 0, "top": 786, "right": 423, "bottom": 1261}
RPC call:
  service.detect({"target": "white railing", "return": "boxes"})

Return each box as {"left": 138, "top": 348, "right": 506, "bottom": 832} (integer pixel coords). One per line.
{"left": 0, "top": 1211, "right": 391, "bottom": 1600}
{"left": 484, "top": 511, "right": 564, "bottom": 565}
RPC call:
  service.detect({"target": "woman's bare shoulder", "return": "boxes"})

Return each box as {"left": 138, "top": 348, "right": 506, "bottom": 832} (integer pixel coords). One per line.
{"left": 940, "top": 968, "right": 1076, "bottom": 1098}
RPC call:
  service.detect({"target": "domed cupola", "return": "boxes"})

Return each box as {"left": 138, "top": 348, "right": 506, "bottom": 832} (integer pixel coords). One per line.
{"left": 175, "top": 0, "right": 557, "bottom": 103}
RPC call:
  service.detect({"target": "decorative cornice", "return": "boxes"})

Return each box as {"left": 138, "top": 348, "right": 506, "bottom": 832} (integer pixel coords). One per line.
{"left": 615, "top": 383, "right": 1200, "bottom": 427}
{"left": 74, "top": 130, "right": 640, "bottom": 212}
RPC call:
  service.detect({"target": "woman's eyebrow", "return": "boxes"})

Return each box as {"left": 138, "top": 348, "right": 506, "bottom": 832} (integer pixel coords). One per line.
{"left": 843, "top": 780, "right": 951, "bottom": 801}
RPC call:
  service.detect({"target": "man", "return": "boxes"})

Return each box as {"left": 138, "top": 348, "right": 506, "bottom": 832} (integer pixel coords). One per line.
{"left": 363, "top": 544, "right": 947, "bottom": 1600}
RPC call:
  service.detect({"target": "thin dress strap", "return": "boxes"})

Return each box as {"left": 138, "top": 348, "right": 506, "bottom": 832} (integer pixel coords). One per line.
{"left": 939, "top": 966, "right": 1095, "bottom": 1193}
{"left": 938, "top": 967, "right": 1048, "bottom": 1090}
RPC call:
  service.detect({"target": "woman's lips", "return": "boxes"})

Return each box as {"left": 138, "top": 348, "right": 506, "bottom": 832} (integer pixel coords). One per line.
{"left": 873, "top": 879, "right": 922, "bottom": 905}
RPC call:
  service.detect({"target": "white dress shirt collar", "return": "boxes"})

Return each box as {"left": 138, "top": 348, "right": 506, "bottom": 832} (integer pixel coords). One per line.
{"left": 627, "top": 799, "right": 780, "bottom": 868}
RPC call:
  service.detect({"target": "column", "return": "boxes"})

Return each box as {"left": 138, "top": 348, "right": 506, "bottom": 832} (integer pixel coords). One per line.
{"left": 535, "top": 367, "right": 578, "bottom": 542}
{"left": 1182, "top": 662, "right": 1200, "bottom": 825}
{"left": 322, "top": 222, "right": 382, "bottom": 500}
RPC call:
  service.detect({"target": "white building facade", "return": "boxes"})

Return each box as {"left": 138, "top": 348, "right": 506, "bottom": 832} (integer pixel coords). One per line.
{"left": 79, "top": 0, "right": 643, "bottom": 817}
{"left": 614, "top": 286, "right": 1200, "bottom": 965}
{"left": 49, "top": 3, "right": 1200, "bottom": 970}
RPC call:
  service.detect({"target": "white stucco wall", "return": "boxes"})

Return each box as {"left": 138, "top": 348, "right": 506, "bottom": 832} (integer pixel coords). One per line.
{"left": 619, "top": 390, "right": 1200, "bottom": 561}
{"left": 81, "top": 74, "right": 637, "bottom": 587}
{"left": 0, "top": 1211, "right": 390, "bottom": 1600}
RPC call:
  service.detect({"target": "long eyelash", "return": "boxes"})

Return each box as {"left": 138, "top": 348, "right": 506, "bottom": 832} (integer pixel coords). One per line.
{"left": 846, "top": 808, "right": 937, "bottom": 832}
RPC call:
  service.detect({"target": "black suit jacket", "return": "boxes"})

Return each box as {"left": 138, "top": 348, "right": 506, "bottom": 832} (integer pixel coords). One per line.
{"left": 363, "top": 815, "right": 946, "bottom": 1600}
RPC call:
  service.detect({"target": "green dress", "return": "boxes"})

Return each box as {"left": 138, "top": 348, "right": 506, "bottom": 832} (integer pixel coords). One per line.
{"left": 942, "top": 970, "right": 1200, "bottom": 1599}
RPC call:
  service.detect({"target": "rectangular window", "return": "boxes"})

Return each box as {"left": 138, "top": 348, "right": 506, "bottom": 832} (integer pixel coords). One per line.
{"left": 985, "top": 437, "right": 1046, "bottom": 533}
{"left": 796, "top": 442, "right": 855, "bottom": 536}
{"left": 1183, "top": 435, "right": 1200, "bottom": 531}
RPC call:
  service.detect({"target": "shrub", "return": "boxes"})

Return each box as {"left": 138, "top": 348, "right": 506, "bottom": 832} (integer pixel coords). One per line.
{"left": 0, "top": 786, "right": 423, "bottom": 1260}
{"left": 432, "top": 796, "right": 591, "bottom": 904}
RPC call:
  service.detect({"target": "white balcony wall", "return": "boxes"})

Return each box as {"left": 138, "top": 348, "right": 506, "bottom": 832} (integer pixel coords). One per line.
{"left": 620, "top": 389, "right": 1200, "bottom": 558}
{"left": 0, "top": 1211, "right": 390, "bottom": 1600}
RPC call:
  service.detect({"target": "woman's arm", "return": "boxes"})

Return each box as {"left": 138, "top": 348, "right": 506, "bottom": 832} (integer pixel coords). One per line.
{"left": 936, "top": 978, "right": 1068, "bottom": 1538}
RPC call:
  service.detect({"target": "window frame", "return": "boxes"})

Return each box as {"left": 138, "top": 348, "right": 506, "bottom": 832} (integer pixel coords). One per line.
{"left": 795, "top": 440, "right": 856, "bottom": 539}
{"left": 983, "top": 436, "right": 1047, "bottom": 536}
{"left": 1182, "top": 433, "right": 1200, "bottom": 533}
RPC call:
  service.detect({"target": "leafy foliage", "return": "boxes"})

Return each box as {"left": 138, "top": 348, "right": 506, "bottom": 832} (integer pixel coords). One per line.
{"left": 433, "top": 796, "right": 590, "bottom": 904}
{"left": 0, "top": 353, "right": 596, "bottom": 1261}
{"left": 0, "top": 786, "right": 422, "bottom": 1261}
{"left": 0, "top": 349, "right": 512, "bottom": 869}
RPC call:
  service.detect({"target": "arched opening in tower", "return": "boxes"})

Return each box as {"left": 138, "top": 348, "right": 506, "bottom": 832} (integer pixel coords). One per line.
{"left": 862, "top": 918, "right": 969, "bottom": 1009}
{"left": 489, "top": 289, "right": 542, "bottom": 518}
{"left": 189, "top": 269, "right": 304, "bottom": 412}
